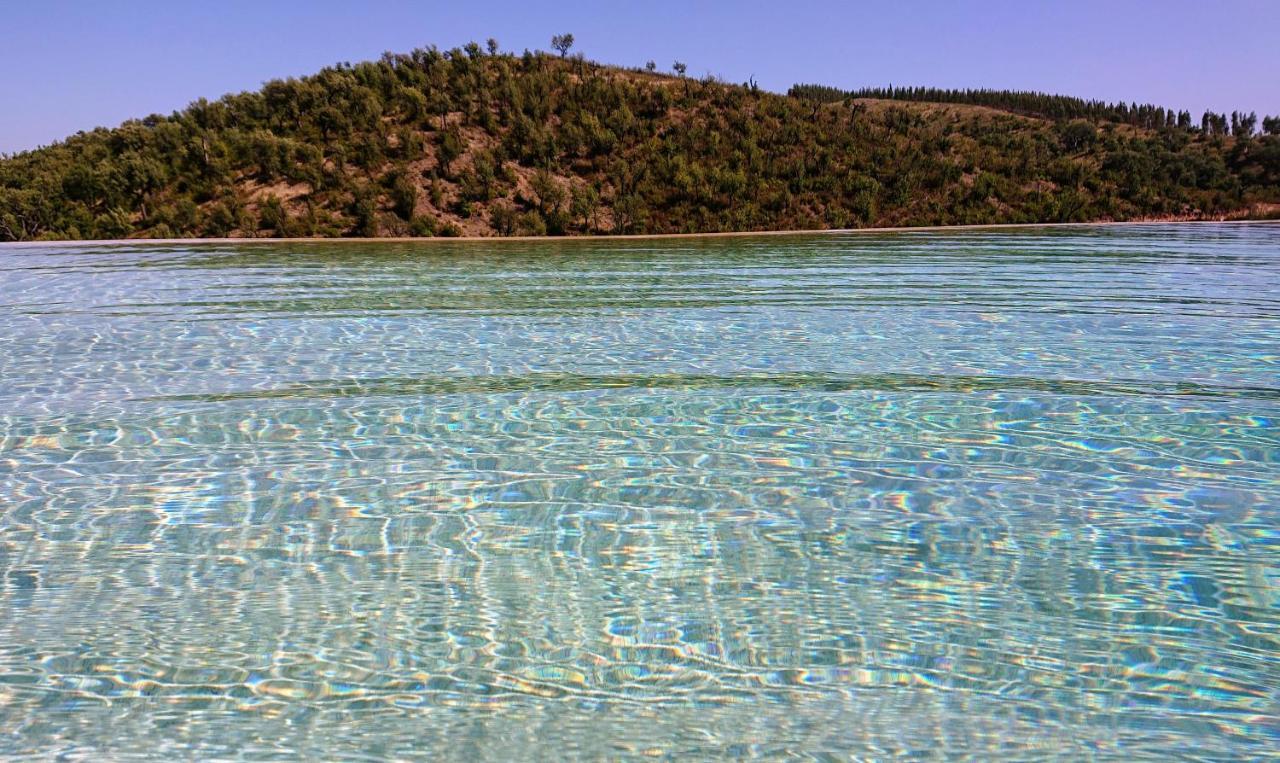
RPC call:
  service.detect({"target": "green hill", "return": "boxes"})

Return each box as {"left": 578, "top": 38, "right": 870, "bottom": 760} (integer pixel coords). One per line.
{"left": 2, "top": 44, "right": 1278, "bottom": 241}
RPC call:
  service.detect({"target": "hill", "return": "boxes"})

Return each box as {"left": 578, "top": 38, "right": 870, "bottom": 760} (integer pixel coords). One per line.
{"left": 2, "top": 44, "right": 1278, "bottom": 241}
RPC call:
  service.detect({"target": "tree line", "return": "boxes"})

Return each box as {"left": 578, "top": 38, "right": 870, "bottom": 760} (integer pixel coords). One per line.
{"left": 789, "top": 84, "right": 1279, "bottom": 138}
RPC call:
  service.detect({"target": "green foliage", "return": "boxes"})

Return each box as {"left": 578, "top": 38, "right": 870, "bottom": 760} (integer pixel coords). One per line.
{"left": 437, "top": 130, "right": 464, "bottom": 177}
{"left": 1, "top": 45, "right": 1277, "bottom": 242}
{"left": 551, "top": 34, "right": 575, "bottom": 58}
{"left": 349, "top": 190, "right": 379, "bottom": 238}
{"left": 1058, "top": 121, "right": 1097, "bottom": 152}
{"left": 794, "top": 84, "right": 1199, "bottom": 131}
{"left": 570, "top": 184, "right": 600, "bottom": 233}
{"left": 386, "top": 169, "right": 419, "bottom": 220}
{"left": 409, "top": 215, "right": 436, "bottom": 237}
{"left": 518, "top": 211, "right": 547, "bottom": 236}
{"left": 259, "top": 195, "right": 291, "bottom": 237}
{"left": 490, "top": 201, "right": 519, "bottom": 236}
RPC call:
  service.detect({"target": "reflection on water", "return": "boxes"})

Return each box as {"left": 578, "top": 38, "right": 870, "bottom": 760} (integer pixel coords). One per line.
{"left": 1, "top": 225, "right": 1278, "bottom": 759}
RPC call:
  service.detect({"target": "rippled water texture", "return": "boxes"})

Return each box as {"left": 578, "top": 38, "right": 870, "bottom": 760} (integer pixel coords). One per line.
{"left": 1, "top": 225, "right": 1279, "bottom": 759}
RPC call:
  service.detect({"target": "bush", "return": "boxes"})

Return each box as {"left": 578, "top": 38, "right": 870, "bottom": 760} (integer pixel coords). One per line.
{"left": 518, "top": 211, "right": 547, "bottom": 236}
{"left": 409, "top": 215, "right": 436, "bottom": 236}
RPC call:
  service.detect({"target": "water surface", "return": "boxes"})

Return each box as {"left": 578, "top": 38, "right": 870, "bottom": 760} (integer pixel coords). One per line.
{"left": 1, "top": 225, "right": 1278, "bottom": 759}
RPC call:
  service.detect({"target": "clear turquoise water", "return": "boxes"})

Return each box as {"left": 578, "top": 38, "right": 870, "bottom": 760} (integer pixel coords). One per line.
{"left": 1, "top": 225, "right": 1278, "bottom": 760}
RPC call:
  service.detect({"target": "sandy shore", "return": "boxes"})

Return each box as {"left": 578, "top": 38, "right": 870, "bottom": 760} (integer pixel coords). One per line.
{"left": 2, "top": 218, "right": 1277, "bottom": 247}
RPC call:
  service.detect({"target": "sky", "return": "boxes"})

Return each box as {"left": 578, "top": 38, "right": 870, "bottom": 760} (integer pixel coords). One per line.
{"left": 3, "top": 0, "right": 1278, "bottom": 154}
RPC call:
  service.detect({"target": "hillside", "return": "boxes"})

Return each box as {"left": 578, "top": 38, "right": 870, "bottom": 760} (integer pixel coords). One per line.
{"left": 2, "top": 45, "right": 1279, "bottom": 241}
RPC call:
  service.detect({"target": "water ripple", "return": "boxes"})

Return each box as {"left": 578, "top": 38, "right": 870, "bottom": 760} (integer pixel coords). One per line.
{"left": 1, "top": 224, "right": 1278, "bottom": 759}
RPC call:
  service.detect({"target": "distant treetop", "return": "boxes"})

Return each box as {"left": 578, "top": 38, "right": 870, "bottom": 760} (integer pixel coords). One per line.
{"left": 789, "top": 83, "right": 1268, "bottom": 137}
{"left": 551, "top": 34, "right": 575, "bottom": 58}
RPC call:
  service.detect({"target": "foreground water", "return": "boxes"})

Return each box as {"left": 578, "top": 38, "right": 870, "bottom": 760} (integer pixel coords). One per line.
{"left": 1, "top": 225, "right": 1278, "bottom": 759}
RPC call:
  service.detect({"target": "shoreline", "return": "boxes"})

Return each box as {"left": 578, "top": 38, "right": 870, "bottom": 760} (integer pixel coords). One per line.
{"left": 3, "top": 218, "right": 1278, "bottom": 247}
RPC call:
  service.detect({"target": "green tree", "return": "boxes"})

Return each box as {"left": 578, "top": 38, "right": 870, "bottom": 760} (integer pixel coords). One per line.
{"left": 570, "top": 184, "right": 601, "bottom": 233}
{"left": 259, "top": 195, "right": 291, "bottom": 237}
{"left": 490, "top": 200, "right": 519, "bottom": 236}
{"left": 518, "top": 210, "right": 546, "bottom": 235}
{"left": 387, "top": 170, "right": 419, "bottom": 220}
{"left": 1238, "top": 112, "right": 1258, "bottom": 137}
{"left": 551, "top": 34, "right": 575, "bottom": 58}
{"left": 350, "top": 190, "right": 379, "bottom": 237}
{"left": 409, "top": 216, "right": 436, "bottom": 236}
{"left": 437, "top": 130, "right": 464, "bottom": 176}
{"left": 1058, "top": 121, "right": 1096, "bottom": 152}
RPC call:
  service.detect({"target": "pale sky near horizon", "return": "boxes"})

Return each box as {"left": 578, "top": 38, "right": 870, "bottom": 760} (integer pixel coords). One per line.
{"left": 2, "top": 0, "right": 1277, "bottom": 154}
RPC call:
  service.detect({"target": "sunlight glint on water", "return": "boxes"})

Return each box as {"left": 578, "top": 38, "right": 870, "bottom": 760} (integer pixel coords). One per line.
{"left": 1, "top": 225, "right": 1278, "bottom": 759}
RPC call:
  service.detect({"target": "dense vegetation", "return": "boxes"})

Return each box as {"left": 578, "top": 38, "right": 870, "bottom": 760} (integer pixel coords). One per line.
{"left": 2, "top": 42, "right": 1278, "bottom": 241}
{"left": 789, "top": 84, "right": 1279, "bottom": 137}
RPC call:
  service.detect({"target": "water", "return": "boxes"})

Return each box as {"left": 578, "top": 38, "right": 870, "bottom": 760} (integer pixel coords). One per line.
{"left": 1, "top": 224, "right": 1278, "bottom": 760}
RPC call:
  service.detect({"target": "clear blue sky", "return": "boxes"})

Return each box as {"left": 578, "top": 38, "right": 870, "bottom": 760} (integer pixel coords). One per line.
{"left": 3, "top": 0, "right": 1277, "bottom": 154}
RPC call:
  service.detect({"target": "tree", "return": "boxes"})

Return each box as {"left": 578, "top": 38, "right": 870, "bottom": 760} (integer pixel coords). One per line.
{"left": 437, "top": 130, "right": 464, "bottom": 176}
{"left": 387, "top": 169, "right": 418, "bottom": 220}
{"left": 645, "top": 61, "right": 657, "bottom": 73}
{"left": 1202, "top": 112, "right": 1229, "bottom": 136}
{"left": 1059, "top": 120, "right": 1096, "bottom": 152}
{"left": 1239, "top": 112, "right": 1258, "bottom": 137}
{"left": 259, "top": 195, "right": 291, "bottom": 236}
{"left": 486, "top": 38, "right": 499, "bottom": 56}
{"left": 570, "top": 184, "right": 600, "bottom": 232}
{"left": 518, "top": 210, "right": 546, "bottom": 235}
{"left": 530, "top": 169, "right": 568, "bottom": 232}
{"left": 350, "top": 190, "right": 378, "bottom": 237}
{"left": 0, "top": 188, "right": 50, "bottom": 241}
{"left": 673, "top": 61, "right": 687, "bottom": 77}
{"left": 1263, "top": 116, "right": 1280, "bottom": 136}
{"left": 551, "top": 34, "right": 575, "bottom": 58}
{"left": 490, "top": 200, "right": 518, "bottom": 236}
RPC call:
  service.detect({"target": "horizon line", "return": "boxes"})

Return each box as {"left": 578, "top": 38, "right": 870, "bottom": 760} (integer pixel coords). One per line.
{"left": 5, "top": 219, "right": 1278, "bottom": 249}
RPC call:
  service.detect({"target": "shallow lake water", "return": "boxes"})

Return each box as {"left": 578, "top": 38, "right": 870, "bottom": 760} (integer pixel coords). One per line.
{"left": 1, "top": 224, "right": 1278, "bottom": 759}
